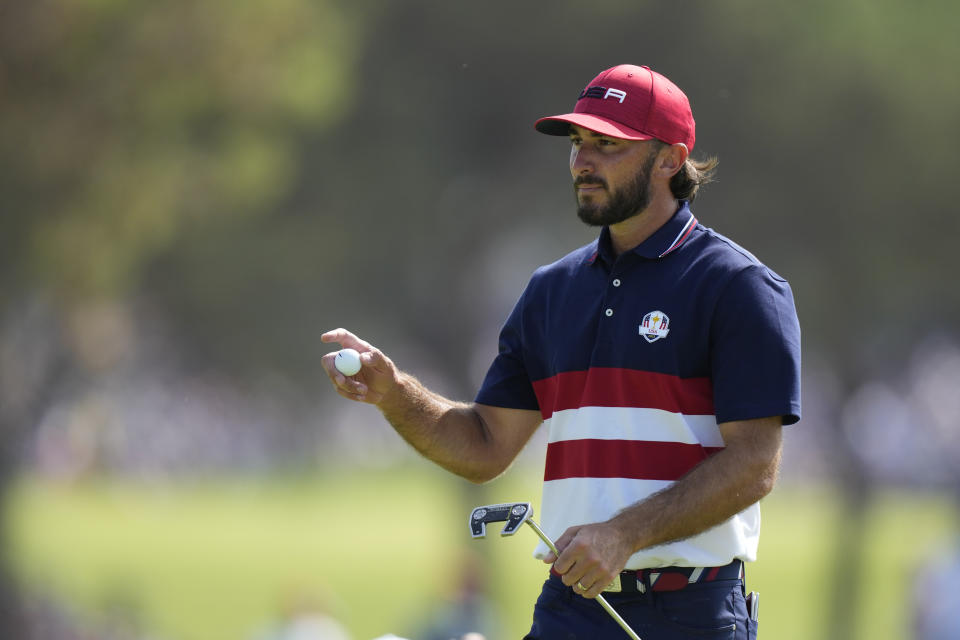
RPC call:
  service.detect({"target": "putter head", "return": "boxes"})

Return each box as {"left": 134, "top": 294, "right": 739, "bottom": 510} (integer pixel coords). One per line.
{"left": 469, "top": 502, "right": 533, "bottom": 538}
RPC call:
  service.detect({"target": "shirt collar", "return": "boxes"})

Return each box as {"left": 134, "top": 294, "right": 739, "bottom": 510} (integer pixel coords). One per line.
{"left": 587, "top": 202, "right": 698, "bottom": 266}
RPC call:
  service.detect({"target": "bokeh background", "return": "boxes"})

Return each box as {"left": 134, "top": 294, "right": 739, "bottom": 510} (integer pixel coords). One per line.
{"left": 2, "top": 1, "right": 960, "bottom": 638}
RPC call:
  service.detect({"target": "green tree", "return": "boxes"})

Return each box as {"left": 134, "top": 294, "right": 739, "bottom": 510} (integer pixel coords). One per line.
{"left": 0, "top": 0, "right": 363, "bottom": 629}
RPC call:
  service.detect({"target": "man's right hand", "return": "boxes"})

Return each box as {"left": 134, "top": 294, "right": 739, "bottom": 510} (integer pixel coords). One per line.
{"left": 321, "top": 328, "right": 399, "bottom": 406}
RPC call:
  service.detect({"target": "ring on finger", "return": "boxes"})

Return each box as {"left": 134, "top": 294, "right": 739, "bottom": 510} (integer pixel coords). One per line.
{"left": 576, "top": 581, "right": 589, "bottom": 592}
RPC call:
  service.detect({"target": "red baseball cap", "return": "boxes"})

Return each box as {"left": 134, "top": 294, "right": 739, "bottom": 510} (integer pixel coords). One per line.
{"left": 535, "top": 64, "right": 696, "bottom": 151}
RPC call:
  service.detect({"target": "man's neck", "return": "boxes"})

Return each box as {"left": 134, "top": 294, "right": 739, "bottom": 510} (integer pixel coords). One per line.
{"left": 607, "top": 196, "right": 680, "bottom": 257}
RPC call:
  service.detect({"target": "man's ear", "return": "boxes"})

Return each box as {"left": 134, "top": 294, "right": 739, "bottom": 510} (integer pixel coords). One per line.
{"left": 658, "top": 143, "right": 689, "bottom": 178}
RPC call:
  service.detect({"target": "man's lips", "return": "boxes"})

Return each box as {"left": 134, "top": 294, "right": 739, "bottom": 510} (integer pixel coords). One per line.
{"left": 576, "top": 183, "right": 605, "bottom": 193}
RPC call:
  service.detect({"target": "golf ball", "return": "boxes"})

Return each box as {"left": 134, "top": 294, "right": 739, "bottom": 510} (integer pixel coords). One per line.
{"left": 334, "top": 348, "right": 362, "bottom": 376}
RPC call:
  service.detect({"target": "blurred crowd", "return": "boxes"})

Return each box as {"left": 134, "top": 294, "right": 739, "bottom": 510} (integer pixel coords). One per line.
{"left": 19, "top": 296, "right": 960, "bottom": 492}
{"left": 16, "top": 589, "right": 159, "bottom": 640}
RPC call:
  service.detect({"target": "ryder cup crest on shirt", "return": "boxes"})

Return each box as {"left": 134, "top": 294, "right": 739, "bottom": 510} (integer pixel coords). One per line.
{"left": 640, "top": 310, "right": 670, "bottom": 343}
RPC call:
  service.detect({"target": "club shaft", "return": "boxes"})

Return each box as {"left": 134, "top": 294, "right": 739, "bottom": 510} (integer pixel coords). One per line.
{"left": 524, "top": 520, "right": 642, "bottom": 640}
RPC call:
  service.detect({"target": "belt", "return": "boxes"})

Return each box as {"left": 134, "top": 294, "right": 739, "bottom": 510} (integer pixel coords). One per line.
{"left": 605, "top": 559, "right": 744, "bottom": 593}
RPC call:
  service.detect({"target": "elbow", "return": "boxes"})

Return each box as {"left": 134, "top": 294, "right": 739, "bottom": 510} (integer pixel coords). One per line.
{"left": 460, "top": 409, "right": 515, "bottom": 484}
{"left": 732, "top": 472, "right": 776, "bottom": 513}
{"left": 457, "top": 467, "right": 493, "bottom": 484}
{"left": 753, "top": 454, "right": 782, "bottom": 502}
{"left": 461, "top": 460, "right": 511, "bottom": 485}
{"left": 755, "top": 472, "right": 777, "bottom": 502}
{"left": 456, "top": 446, "right": 514, "bottom": 484}
{"left": 730, "top": 452, "right": 780, "bottom": 507}
{"left": 740, "top": 431, "right": 783, "bottom": 504}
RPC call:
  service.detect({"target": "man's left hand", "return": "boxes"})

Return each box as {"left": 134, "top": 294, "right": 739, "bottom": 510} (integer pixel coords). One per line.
{"left": 544, "top": 522, "right": 635, "bottom": 599}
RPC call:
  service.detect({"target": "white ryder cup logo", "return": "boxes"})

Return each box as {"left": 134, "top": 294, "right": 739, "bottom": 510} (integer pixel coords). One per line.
{"left": 640, "top": 311, "right": 670, "bottom": 343}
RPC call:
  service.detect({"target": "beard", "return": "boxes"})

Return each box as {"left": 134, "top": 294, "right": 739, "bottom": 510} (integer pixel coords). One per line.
{"left": 575, "top": 151, "right": 658, "bottom": 227}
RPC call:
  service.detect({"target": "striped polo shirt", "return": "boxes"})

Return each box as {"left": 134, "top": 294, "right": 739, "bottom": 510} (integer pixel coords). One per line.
{"left": 475, "top": 202, "right": 801, "bottom": 569}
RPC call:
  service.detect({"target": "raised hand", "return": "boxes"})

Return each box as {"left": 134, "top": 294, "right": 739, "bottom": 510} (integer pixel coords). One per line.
{"left": 320, "top": 328, "right": 399, "bottom": 406}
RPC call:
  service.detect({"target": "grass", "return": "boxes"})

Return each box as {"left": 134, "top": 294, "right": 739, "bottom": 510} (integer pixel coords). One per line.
{"left": 5, "top": 465, "right": 958, "bottom": 639}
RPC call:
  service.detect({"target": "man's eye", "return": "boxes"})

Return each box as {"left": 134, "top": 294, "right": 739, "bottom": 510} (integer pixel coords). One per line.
{"left": 598, "top": 139, "right": 616, "bottom": 146}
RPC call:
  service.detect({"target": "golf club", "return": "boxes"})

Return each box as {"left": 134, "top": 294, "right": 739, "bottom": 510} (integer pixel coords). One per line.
{"left": 469, "top": 502, "right": 642, "bottom": 640}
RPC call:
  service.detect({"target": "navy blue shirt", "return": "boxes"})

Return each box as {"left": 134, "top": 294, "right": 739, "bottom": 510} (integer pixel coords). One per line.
{"left": 475, "top": 202, "right": 800, "bottom": 566}
{"left": 476, "top": 202, "right": 801, "bottom": 427}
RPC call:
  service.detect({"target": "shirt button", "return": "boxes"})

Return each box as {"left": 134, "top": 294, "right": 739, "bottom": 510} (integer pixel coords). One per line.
{"left": 605, "top": 308, "right": 614, "bottom": 317}
{"left": 612, "top": 279, "right": 621, "bottom": 287}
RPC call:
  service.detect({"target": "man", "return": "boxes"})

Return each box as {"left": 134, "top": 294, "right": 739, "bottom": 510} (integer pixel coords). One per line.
{"left": 322, "top": 64, "right": 801, "bottom": 639}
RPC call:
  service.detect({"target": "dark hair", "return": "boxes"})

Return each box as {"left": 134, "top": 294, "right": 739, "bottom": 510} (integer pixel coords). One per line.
{"left": 649, "top": 139, "right": 718, "bottom": 202}
{"left": 670, "top": 156, "right": 718, "bottom": 202}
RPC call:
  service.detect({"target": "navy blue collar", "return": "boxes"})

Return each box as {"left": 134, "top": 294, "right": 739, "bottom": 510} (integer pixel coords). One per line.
{"left": 587, "top": 202, "right": 699, "bottom": 266}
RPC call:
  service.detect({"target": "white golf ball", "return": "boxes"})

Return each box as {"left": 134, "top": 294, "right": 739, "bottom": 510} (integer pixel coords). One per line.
{"left": 334, "top": 348, "right": 362, "bottom": 376}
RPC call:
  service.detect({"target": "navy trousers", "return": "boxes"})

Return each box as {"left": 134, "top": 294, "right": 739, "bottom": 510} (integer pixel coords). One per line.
{"left": 524, "top": 573, "right": 757, "bottom": 639}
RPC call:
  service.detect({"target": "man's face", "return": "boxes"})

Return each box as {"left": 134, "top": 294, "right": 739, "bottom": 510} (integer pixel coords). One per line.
{"left": 568, "top": 125, "right": 662, "bottom": 227}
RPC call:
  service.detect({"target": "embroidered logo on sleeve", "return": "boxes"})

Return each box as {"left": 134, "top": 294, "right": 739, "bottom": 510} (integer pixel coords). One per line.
{"left": 640, "top": 311, "right": 670, "bottom": 343}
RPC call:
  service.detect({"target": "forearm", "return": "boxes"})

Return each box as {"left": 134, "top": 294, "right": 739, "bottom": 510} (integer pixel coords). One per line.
{"left": 321, "top": 328, "right": 540, "bottom": 483}
{"left": 377, "top": 371, "right": 502, "bottom": 483}
{"left": 611, "top": 419, "right": 782, "bottom": 553}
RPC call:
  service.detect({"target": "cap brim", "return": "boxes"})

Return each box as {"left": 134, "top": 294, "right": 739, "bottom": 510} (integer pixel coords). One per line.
{"left": 534, "top": 113, "right": 656, "bottom": 141}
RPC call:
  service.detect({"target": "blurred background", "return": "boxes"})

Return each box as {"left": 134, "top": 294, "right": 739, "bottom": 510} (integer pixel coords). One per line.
{"left": 2, "top": 0, "right": 960, "bottom": 638}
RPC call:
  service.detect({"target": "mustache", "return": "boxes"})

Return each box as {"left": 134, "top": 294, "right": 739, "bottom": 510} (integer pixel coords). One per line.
{"left": 574, "top": 176, "right": 608, "bottom": 188}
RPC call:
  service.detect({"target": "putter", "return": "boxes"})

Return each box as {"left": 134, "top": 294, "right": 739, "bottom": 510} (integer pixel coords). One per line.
{"left": 469, "top": 502, "right": 642, "bottom": 640}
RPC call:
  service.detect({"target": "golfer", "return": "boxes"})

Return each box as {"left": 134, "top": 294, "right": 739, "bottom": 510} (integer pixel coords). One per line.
{"left": 322, "top": 64, "right": 801, "bottom": 639}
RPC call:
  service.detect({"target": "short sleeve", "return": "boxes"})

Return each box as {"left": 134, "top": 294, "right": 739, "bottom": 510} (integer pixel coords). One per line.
{"left": 475, "top": 289, "right": 541, "bottom": 411}
{"left": 710, "top": 266, "right": 801, "bottom": 425}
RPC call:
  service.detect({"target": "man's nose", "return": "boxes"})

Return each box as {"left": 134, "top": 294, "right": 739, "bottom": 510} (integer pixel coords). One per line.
{"left": 570, "top": 146, "right": 595, "bottom": 176}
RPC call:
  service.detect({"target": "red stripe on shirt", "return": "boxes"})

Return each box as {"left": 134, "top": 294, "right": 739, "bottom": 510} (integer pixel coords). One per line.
{"left": 659, "top": 215, "right": 698, "bottom": 257}
{"left": 543, "top": 438, "right": 724, "bottom": 481}
{"left": 531, "top": 368, "right": 714, "bottom": 420}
